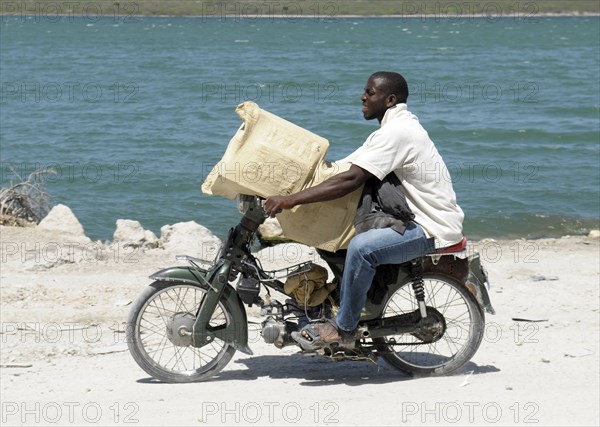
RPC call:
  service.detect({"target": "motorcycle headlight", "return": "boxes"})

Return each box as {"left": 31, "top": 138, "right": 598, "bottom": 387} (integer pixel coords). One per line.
{"left": 236, "top": 194, "right": 257, "bottom": 214}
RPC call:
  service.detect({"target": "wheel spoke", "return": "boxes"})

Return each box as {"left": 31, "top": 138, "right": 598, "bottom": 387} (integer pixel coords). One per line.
{"left": 130, "top": 283, "right": 234, "bottom": 381}
{"left": 380, "top": 275, "right": 483, "bottom": 372}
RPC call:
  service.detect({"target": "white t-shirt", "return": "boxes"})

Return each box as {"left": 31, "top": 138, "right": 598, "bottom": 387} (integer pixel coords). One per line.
{"left": 337, "top": 103, "right": 464, "bottom": 248}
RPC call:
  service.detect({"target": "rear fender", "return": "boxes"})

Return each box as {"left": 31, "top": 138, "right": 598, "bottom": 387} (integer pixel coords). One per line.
{"left": 363, "top": 252, "right": 495, "bottom": 319}
{"left": 422, "top": 252, "right": 495, "bottom": 315}
{"left": 466, "top": 252, "right": 496, "bottom": 315}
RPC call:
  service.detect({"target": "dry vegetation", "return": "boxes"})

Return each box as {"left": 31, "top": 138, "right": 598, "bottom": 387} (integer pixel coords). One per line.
{"left": 0, "top": 166, "right": 55, "bottom": 227}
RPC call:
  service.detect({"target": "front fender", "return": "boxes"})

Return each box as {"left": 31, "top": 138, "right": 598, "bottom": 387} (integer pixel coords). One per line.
{"left": 150, "top": 265, "right": 213, "bottom": 287}
{"left": 149, "top": 265, "right": 252, "bottom": 355}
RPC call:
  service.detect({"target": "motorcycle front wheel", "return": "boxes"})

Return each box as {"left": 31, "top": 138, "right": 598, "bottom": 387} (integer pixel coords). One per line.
{"left": 374, "top": 274, "right": 485, "bottom": 376}
{"left": 126, "top": 280, "right": 236, "bottom": 383}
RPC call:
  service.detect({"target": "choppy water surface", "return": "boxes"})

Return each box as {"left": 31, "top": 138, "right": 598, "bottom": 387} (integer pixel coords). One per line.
{"left": 1, "top": 16, "right": 598, "bottom": 241}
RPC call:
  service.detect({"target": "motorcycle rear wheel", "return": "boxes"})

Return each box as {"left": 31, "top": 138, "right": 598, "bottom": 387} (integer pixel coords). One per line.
{"left": 126, "top": 280, "right": 236, "bottom": 383}
{"left": 374, "top": 274, "right": 484, "bottom": 376}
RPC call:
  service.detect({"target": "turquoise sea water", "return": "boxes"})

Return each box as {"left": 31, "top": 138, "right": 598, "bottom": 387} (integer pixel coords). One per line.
{"left": 1, "top": 16, "right": 599, "bottom": 241}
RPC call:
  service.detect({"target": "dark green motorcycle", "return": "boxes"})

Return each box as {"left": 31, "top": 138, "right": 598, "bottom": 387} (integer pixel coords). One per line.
{"left": 126, "top": 195, "right": 495, "bottom": 383}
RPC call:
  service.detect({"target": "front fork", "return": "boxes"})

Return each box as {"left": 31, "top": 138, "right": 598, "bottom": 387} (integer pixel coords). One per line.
{"left": 192, "top": 259, "right": 235, "bottom": 347}
{"left": 192, "top": 197, "right": 266, "bottom": 351}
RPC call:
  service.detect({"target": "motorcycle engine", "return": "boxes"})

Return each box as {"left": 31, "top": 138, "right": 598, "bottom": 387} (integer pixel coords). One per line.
{"left": 261, "top": 318, "right": 297, "bottom": 348}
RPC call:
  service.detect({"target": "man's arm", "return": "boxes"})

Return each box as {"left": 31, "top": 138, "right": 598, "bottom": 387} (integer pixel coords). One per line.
{"left": 263, "top": 164, "right": 374, "bottom": 218}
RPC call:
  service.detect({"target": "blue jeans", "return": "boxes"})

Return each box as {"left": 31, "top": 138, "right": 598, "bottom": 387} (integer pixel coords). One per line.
{"left": 335, "top": 222, "right": 435, "bottom": 332}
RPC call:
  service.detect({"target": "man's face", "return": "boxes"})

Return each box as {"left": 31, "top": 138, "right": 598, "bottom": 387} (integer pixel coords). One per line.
{"left": 361, "top": 76, "right": 393, "bottom": 123}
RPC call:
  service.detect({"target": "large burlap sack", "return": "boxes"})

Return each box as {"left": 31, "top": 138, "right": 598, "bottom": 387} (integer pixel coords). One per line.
{"left": 202, "top": 101, "right": 361, "bottom": 251}
{"left": 276, "top": 161, "right": 361, "bottom": 252}
{"left": 201, "top": 101, "right": 329, "bottom": 199}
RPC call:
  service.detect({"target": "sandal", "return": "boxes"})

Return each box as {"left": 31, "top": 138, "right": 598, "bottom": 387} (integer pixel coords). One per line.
{"left": 291, "top": 319, "right": 355, "bottom": 351}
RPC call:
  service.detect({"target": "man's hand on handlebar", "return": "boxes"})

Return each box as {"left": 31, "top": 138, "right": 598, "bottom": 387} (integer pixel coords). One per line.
{"left": 262, "top": 165, "right": 371, "bottom": 218}
{"left": 263, "top": 195, "right": 294, "bottom": 218}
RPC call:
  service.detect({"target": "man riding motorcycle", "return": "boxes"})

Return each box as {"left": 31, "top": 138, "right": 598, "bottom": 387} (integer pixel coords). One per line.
{"left": 263, "top": 71, "right": 464, "bottom": 349}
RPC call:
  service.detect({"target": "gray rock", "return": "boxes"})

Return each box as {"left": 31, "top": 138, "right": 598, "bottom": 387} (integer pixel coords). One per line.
{"left": 112, "top": 219, "right": 158, "bottom": 248}
{"left": 587, "top": 229, "right": 600, "bottom": 239}
{"left": 159, "top": 221, "right": 221, "bottom": 261}
{"left": 38, "top": 204, "right": 89, "bottom": 241}
{"left": 259, "top": 217, "right": 284, "bottom": 238}
{"left": 143, "top": 229, "right": 159, "bottom": 248}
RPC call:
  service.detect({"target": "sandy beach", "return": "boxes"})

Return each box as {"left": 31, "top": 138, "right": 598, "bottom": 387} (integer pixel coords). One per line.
{"left": 0, "top": 217, "right": 599, "bottom": 427}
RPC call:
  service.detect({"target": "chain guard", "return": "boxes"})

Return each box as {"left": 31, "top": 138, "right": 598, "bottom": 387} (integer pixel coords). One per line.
{"left": 295, "top": 307, "right": 447, "bottom": 361}
{"left": 386, "top": 307, "right": 446, "bottom": 345}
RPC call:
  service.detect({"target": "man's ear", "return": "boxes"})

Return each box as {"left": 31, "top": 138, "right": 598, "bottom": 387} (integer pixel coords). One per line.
{"left": 386, "top": 94, "right": 397, "bottom": 107}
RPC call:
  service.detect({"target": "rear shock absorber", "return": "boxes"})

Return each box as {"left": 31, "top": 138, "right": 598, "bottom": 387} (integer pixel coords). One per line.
{"left": 409, "top": 259, "right": 428, "bottom": 319}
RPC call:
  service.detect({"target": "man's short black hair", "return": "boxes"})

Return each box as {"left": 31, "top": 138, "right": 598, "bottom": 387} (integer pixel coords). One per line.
{"left": 370, "top": 71, "right": 409, "bottom": 104}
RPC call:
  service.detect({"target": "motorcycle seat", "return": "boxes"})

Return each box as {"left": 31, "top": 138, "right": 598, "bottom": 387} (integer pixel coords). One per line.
{"left": 434, "top": 236, "right": 467, "bottom": 254}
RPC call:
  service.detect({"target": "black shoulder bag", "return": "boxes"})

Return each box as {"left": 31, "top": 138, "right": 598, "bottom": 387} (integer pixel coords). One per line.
{"left": 354, "top": 172, "right": 415, "bottom": 235}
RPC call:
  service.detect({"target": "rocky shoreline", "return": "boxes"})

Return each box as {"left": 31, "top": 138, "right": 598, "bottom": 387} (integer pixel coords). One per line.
{"left": 2, "top": 203, "right": 599, "bottom": 270}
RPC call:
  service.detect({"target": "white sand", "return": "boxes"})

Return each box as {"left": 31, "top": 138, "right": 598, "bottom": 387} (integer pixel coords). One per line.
{"left": 1, "top": 224, "right": 598, "bottom": 426}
